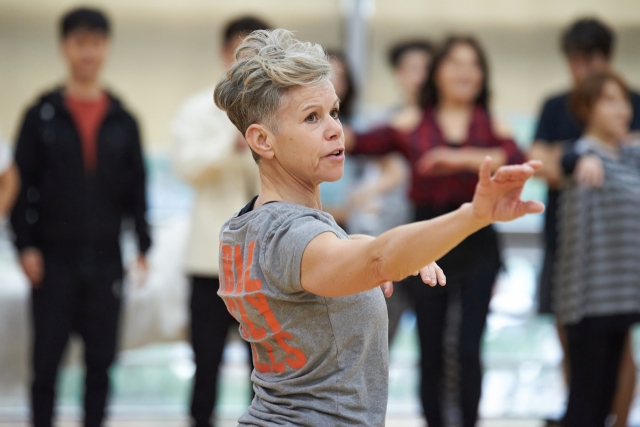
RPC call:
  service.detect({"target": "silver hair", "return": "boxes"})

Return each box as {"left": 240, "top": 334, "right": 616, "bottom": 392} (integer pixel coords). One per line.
{"left": 214, "top": 29, "right": 333, "bottom": 160}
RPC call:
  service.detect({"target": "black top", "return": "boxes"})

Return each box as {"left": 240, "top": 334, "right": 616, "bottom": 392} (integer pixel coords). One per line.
{"left": 238, "top": 195, "right": 279, "bottom": 217}
{"left": 534, "top": 90, "right": 640, "bottom": 249}
{"left": 10, "top": 88, "right": 151, "bottom": 262}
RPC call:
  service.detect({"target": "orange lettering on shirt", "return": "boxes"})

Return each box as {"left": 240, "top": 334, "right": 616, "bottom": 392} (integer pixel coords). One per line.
{"left": 274, "top": 331, "right": 307, "bottom": 369}
{"left": 251, "top": 343, "right": 272, "bottom": 373}
{"left": 235, "top": 296, "right": 266, "bottom": 340}
{"left": 234, "top": 245, "right": 244, "bottom": 294}
{"left": 221, "top": 244, "right": 235, "bottom": 295}
{"left": 219, "top": 240, "right": 308, "bottom": 372}
{"left": 260, "top": 341, "right": 286, "bottom": 373}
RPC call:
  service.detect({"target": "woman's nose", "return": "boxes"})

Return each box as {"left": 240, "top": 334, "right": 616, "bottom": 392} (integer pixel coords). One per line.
{"left": 325, "top": 117, "right": 343, "bottom": 140}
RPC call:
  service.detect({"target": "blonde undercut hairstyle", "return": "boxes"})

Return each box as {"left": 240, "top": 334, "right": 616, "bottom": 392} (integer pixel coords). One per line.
{"left": 214, "top": 29, "right": 333, "bottom": 161}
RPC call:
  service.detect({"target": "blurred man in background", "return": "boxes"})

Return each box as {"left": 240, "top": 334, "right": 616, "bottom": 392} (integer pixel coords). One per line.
{"left": 0, "top": 136, "right": 19, "bottom": 219}
{"left": 529, "top": 18, "right": 640, "bottom": 427}
{"left": 171, "top": 16, "right": 269, "bottom": 427}
{"left": 11, "top": 8, "right": 151, "bottom": 427}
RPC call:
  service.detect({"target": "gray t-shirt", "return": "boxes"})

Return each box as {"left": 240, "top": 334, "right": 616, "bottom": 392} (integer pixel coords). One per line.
{"left": 218, "top": 199, "right": 389, "bottom": 426}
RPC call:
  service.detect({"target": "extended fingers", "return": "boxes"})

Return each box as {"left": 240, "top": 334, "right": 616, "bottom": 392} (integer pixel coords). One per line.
{"left": 478, "top": 156, "right": 492, "bottom": 185}
{"left": 517, "top": 199, "right": 545, "bottom": 216}
{"left": 434, "top": 263, "right": 446, "bottom": 286}
{"left": 492, "top": 163, "right": 535, "bottom": 183}
{"left": 419, "top": 266, "right": 437, "bottom": 287}
{"left": 381, "top": 282, "right": 394, "bottom": 298}
{"left": 526, "top": 160, "right": 543, "bottom": 171}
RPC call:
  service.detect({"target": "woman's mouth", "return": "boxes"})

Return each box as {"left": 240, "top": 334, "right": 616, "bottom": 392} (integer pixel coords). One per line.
{"left": 327, "top": 149, "right": 345, "bottom": 158}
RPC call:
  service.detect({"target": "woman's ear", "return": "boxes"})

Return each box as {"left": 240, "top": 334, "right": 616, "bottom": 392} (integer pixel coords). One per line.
{"left": 245, "top": 124, "right": 275, "bottom": 160}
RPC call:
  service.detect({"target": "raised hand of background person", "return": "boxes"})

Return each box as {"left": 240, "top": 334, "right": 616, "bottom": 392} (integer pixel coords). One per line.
{"left": 574, "top": 154, "right": 604, "bottom": 188}
{"left": 470, "top": 157, "right": 545, "bottom": 224}
{"left": 20, "top": 247, "right": 44, "bottom": 288}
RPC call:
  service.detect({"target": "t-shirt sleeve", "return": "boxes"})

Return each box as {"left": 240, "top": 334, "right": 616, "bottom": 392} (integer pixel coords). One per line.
{"left": 534, "top": 98, "right": 557, "bottom": 143}
{"left": 261, "top": 213, "right": 339, "bottom": 294}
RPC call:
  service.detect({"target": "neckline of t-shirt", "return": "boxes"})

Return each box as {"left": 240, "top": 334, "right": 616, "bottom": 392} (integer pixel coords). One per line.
{"left": 235, "top": 196, "right": 325, "bottom": 220}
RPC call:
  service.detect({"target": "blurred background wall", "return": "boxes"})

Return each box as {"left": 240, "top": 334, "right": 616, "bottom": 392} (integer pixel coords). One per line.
{"left": 2, "top": 0, "right": 640, "bottom": 150}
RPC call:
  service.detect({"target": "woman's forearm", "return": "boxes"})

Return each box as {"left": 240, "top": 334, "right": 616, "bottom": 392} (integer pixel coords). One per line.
{"left": 370, "top": 203, "right": 486, "bottom": 282}
{"left": 460, "top": 148, "right": 506, "bottom": 172}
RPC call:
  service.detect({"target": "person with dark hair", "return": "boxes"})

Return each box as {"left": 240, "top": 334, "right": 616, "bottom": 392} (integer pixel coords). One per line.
{"left": 11, "top": 7, "right": 150, "bottom": 427}
{"left": 528, "top": 17, "right": 640, "bottom": 427}
{"left": 555, "top": 71, "right": 640, "bottom": 427}
{"left": 348, "top": 35, "right": 525, "bottom": 427}
{"left": 171, "top": 15, "right": 270, "bottom": 427}
{"left": 388, "top": 40, "right": 435, "bottom": 114}
{"left": 60, "top": 7, "right": 110, "bottom": 38}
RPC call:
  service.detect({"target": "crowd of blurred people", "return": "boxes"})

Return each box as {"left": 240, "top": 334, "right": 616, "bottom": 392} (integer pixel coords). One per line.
{"left": 1, "top": 5, "right": 640, "bottom": 427}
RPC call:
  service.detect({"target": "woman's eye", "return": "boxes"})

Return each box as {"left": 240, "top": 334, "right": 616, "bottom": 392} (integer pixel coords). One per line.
{"left": 330, "top": 109, "right": 340, "bottom": 119}
{"left": 305, "top": 113, "right": 318, "bottom": 123}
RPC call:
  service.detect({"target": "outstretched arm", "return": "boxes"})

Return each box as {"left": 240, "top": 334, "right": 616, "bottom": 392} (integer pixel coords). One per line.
{"left": 302, "top": 158, "right": 544, "bottom": 297}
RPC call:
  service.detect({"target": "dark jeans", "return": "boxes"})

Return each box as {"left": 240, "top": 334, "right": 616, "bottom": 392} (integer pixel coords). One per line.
{"left": 563, "top": 315, "right": 637, "bottom": 427}
{"left": 189, "top": 276, "right": 252, "bottom": 427}
{"left": 408, "top": 205, "right": 501, "bottom": 427}
{"left": 31, "top": 255, "right": 123, "bottom": 427}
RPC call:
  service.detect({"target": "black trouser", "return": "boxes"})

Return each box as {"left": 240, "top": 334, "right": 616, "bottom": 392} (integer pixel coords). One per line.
{"left": 31, "top": 254, "right": 123, "bottom": 427}
{"left": 563, "top": 315, "right": 636, "bottom": 427}
{"left": 189, "top": 276, "right": 252, "bottom": 427}
{"left": 407, "top": 205, "right": 501, "bottom": 427}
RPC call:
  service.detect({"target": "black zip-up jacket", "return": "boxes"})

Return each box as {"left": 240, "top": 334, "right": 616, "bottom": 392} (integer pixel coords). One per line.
{"left": 11, "top": 88, "right": 151, "bottom": 261}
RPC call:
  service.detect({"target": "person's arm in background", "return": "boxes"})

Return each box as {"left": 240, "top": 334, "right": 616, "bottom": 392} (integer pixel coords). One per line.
{"left": 527, "top": 99, "right": 563, "bottom": 188}
{"left": 0, "top": 141, "right": 20, "bottom": 217}
{"left": 417, "top": 118, "right": 525, "bottom": 176}
{"left": 127, "top": 118, "right": 151, "bottom": 277}
{"left": 10, "top": 108, "right": 44, "bottom": 287}
{"left": 372, "top": 154, "right": 408, "bottom": 195}
{"left": 171, "top": 96, "right": 240, "bottom": 187}
{"left": 349, "top": 154, "right": 408, "bottom": 211}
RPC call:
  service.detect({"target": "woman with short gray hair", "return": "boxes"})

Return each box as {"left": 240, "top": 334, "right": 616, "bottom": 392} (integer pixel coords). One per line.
{"left": 214, "top": 29, "right": 543, "bottom": 426}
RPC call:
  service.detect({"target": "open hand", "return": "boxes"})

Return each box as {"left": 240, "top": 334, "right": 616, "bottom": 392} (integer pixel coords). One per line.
{"left": 471, "top": 157, "right": 545, "bottom": 224}
{"left": 413, "top": 262, "right": 446, "bottom": 287}
{"left": 380, "top": 261, "right": 446, "bottom": 299}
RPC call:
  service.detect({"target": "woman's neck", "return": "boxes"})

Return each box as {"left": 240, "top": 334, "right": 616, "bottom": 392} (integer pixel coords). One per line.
{"left": 438, "top": 98, "right": 473, "bottom": 113}
{"left": 585, "top": 127, "right": 619, "bottom": 152}
{"left": 256, "top": 161, "right": 322, "bottom": 210}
